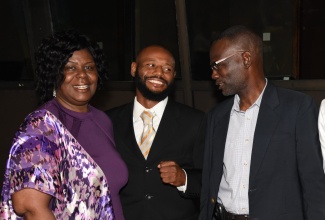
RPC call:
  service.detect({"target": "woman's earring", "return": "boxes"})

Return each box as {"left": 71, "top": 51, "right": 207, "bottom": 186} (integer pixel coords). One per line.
{"left": 53, "top": 89, "right": 56, "bottom": 97}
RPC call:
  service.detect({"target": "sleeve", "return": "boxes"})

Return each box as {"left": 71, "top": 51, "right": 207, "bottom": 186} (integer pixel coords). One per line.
{"left": 182, "top": 113, "right": 207, "bottom": 198}
{"left": 7, "top": 111, "right": 61, "bottom": 199}
{"left": 297, "top": 97, "right": 325, "bottom": 218}
{"left": 199, "top": 112, "right": 214, "bottom": 220}
{"left": 318, "top": 99, "right": 325, "bottom": 171}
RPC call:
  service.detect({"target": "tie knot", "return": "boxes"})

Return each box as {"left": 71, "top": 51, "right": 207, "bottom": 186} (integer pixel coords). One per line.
{"left": 140, "top": 110, "right": 155, "bottom": 125}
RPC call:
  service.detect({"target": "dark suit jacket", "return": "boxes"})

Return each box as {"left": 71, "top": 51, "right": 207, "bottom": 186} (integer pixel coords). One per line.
{"left": 106, "top": 99, "right": 206, "bottom": 220}
{"left": 199, "top": 82, "right": 325, "bottom": 220}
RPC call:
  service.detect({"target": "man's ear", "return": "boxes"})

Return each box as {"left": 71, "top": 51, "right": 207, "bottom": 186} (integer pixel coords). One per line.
{"left": 131, "top": 62, "right": 137, "bottom": 77}
{"left": 242, "top": 52, "right": 251, "bottom": 68}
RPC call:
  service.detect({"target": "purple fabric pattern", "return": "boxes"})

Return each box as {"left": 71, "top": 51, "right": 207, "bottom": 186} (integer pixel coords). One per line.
{"left": 0, "top": 110, "right": 115, "bottom": 219}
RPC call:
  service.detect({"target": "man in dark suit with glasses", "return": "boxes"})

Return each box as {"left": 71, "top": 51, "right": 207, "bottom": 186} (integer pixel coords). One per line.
{"left": 199, "top": 25, "right": 325, "bottom": 220}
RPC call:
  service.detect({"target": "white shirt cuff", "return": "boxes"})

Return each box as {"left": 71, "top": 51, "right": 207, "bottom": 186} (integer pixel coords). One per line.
{"left": 177, "top": 169, "right": 187, "bottom": 193}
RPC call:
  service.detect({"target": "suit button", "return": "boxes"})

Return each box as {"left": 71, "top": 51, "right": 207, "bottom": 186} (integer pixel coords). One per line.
{"left": 211, "top": 197, "right": 215, "bottom": 203}
{"left": 249, "top": 188, "right": 256, "bottom": 193}
{"left": 145, "top": 194, "right": 153, "bottom": 200}
{"left": 145, "top": 167, "right": 151, "bottom": 172}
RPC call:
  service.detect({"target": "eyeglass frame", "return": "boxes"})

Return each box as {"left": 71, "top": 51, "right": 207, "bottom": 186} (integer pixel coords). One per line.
{"left": 210, "top": 51, "right": 247, "bottom": 71}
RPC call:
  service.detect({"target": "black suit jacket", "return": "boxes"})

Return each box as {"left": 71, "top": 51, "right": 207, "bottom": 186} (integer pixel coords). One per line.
{"left": 106, "top": 99, "right": 206, "bottom": 220}
{"left": 199, "top": 82, "right": 325, "bottom": 220}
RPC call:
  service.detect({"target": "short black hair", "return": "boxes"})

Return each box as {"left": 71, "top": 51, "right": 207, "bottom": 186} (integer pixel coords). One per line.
{"left": 35, "top": 30, "right": 108, "bottom": 104}
{"left": 212, "top": 25, "right": 263, "bottom": 57}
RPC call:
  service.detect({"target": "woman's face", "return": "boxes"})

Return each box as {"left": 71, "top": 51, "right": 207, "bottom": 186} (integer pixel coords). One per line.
{"left": 56, "top": 48, "right": 98, "bottom": 112}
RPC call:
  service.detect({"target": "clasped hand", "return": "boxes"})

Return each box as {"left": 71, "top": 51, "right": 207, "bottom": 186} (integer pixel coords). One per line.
{"left": 157, "top": 161, "right": 185, "bottom": 187}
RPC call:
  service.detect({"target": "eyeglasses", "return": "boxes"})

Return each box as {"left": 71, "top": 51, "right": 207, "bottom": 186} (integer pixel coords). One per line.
{"left": 210, "top": 51, "right": 246, "bottom": 71}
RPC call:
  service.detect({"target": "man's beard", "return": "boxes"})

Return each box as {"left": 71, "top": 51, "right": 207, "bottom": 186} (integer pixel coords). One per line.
{"left": 134, "top": 70, "right": 175, "bottom": 102}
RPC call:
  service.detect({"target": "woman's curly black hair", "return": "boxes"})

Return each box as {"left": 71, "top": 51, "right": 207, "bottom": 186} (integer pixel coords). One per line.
{"left": 35, "top": 29, "right": 108, "bottom": 104}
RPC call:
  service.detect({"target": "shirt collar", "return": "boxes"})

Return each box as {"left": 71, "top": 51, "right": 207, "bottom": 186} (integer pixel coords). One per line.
{"left": 133, "top": 97, "right": 168, "bottom": 122}
{"left": 231, "top": 78, "right": 268, "bottom": 114}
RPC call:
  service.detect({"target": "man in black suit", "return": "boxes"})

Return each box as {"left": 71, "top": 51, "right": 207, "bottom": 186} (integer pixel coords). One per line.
{"left": 106, "top": 45, "right": 206, "bottom": 220}
{"left": 199, "top": 25, "right": 325, "bottom": 220}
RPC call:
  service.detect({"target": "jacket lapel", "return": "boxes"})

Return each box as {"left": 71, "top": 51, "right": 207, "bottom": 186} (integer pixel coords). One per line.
{"left": 249, "top": 83, "right": 280, "bottom": 185}
{"left": 146, "top": 100, "right": 179, "bottom": 162}
{"left": 210, "top": 98, "right": 233, "bottom": 195}
{"left": 115, "top": 102, "right": 145, "bottom": 161}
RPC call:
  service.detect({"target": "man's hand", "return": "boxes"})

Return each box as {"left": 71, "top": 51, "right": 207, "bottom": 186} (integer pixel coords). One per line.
{"left": 158, "top": 161, "right": 186, "bottom": 187}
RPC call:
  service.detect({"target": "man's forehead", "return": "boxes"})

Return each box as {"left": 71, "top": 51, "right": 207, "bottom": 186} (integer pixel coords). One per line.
{"left": 213, "top": 38, "right": 234, "bottom": 48}
{"left": 210, "top": 39, "right": 233, "bottom": 55}
{"left": 138, "top": 51, "right": 175, "bottom": 65}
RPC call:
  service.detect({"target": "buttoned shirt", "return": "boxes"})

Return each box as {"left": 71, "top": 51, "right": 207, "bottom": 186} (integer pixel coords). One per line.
{"left": 218, "top": 80, "right": 267, "bottom": 214}
{"left": 133, "top": 97, "right": 168, "bottom": 143}
{"left": 132, "top": 96, "right": 187, "bottom": 191}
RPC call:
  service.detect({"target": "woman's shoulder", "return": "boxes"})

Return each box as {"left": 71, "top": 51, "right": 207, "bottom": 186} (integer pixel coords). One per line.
{"left": 18, "top": 109, "right": 63, "bottom": 138}
{"left": 89, "top": 105, "right": 111, "bottom": 122}
{"left": 24, "top": 109, "right": 57, "bottom": 124}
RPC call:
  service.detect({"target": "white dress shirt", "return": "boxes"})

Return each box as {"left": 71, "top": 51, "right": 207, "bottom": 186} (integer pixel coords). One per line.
{"left": 218, "top": 81, "right": 267, "bottom": 214}
{"left": 133, "top": 96, "right": 188, "bottom": 191}
{"left": 318, "top": 99, "right": 325, "bottom": 172}
{"left": 133, "top": 97, "right": 167, "bottom": 143}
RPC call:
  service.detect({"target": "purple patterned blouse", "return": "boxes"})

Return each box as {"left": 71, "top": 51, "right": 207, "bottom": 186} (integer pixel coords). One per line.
{"left": 0, "top": 100, "right": 127, "bottom": 219}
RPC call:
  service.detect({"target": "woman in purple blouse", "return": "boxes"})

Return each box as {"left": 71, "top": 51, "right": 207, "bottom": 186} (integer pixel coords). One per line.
{"left": 0, "top": 30, "right": 128, "bottom": 220}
